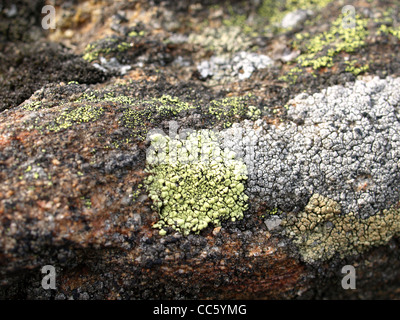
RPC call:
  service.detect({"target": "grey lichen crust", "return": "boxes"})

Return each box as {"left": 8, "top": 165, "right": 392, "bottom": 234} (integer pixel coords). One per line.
{"left": 218, "top": 76, "right": 400, "bottom": 262}
{"left": 197, "top": 52, "right": 273, "bottom": 83}
{"left": 222, "top": 76, "right": 400, "bottom": 218}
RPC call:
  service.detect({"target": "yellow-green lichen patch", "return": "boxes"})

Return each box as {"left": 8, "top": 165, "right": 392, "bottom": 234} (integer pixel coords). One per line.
{"left": 220, "top": 0, "right": 333, "bottom": 35}
{"left": 283, "top": 194, "right": 400, "bottom": 263}
{"left": 282, "top": 14, "right": 370, "bottom": 82}
{"left": 145, "top": 130, "right": 249, "bottom": 236}
{"left": 344, "top": 59, "right": 369, "bottom": 76}
{"left": 188, "top": 25, "right": 253, "bottom": 54}
{"left": 208, "top": 95, "right": 260, "bottom": 128}
{"left": 266, "top": 208, "right": 278, "bottom": 216}
{"left": 82, "top": 37, "right": 133, "bottom": 62}
{"left": 221, "top": 4, "right": 260, "bottom": 36}
{"left": 47, "top": 104, "right": 104, "bottom": 132}
{"left": 258, "top": 0, "right": 332, "bottom": 25}
{"left": 378, "top": 24, "right": 400, "bottom": 40}
{"left": 26, "top": 82, "right": 261, "bottom": 140}
{"left": 22, "top": 101, "right": 43, "bottom": 111}
{"left": 120, "top": 95, "right": 198, "bottom": 140}
{"left": 297, "top": 14, "right": 369, "bottom": 69}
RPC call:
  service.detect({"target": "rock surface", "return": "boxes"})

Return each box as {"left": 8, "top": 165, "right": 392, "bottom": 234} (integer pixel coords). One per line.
{"left": 1, "top": 0, "right": 400, "bottom": 299}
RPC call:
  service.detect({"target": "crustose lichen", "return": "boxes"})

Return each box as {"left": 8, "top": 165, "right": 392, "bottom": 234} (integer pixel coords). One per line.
{"left": 144, "top": 130, "right": 249, "bottom": 236}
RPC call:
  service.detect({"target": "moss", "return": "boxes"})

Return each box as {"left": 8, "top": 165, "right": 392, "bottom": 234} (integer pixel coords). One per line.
{"left": 283, "top": 194, "right": 400, "bottom": 263}
{"left": 145, "top": 130, "right": 249, "bottom": 236}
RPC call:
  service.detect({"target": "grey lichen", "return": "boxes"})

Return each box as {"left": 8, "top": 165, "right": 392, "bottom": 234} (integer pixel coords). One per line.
{"left": 221, "top": 76, "right": 400, "bottom": 218}
{"left": 197, "top": 51, "right": 273, "bottom": 84}
{"left": 217, "top": 76, "right": 400, "bottom": 261}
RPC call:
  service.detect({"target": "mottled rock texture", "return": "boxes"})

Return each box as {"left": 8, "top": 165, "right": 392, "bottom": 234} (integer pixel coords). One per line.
{"left": 1, "top": 0, "right": 400, "bottom": 300}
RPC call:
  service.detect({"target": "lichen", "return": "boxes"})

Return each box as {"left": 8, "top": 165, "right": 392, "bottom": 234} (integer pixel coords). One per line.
{"left": 121, "top": 94, "right": 197, "bottom": 140}
{"left": 283, "top": 194, "right": 400, "bottom": 263}
{"left": 296, "top": 14, "right": 369, "bottom": 70}
{"left": 258, "top": 0, "right": 332, "bottom": 25}
{"left": 344, "top": 59, "right": 369, "bottom": 76}
{"left": 208, "top": 95, "right": 260, "bottom": 128}
{"left": 47, "top": 105, "right": 104, "bottom": 132}
{"left": 82, "top": 36, "right": 133, "bottom": 62}
{"left": 25, "top": 82, "right": 261, "bottom": 142}
{"left": 282, "top": 14, "right": 370, "bottom": 82}
{"left": 22, "top": 101, "right": 43, "bottom": 111}
{"left": 221, "top": 0, "right": 333, "bottom": 34}
{"left": 378, "top": 24, "right": 400, "bottom": 40}
{"left": 188, "top": 25, "right": 253, "bottom": 55}
{"left": 144, "top": 130, "right": 249, "bottom": 236}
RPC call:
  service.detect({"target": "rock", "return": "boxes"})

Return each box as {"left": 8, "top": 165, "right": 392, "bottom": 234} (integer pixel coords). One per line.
{"left": 2, "top": 0, "right": 400, "bottom": 300}
{"left": 264, "top": 216, "right": 282, "bottom": 231}
{"left": 197, "top": 51, "right": 273, "bottom": 83}
{"left": 281, "top": 9, "right": 312, "bottom": 29}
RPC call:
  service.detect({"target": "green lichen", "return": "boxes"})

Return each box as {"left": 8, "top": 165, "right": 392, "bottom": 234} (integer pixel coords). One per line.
{"left": 378, "top": 24, "right": 400, "bottom": 40}
{"left": 279, "top": 66, "right": 303, "bottom": 84}
{"left": 222, "top": 5, "right": 258, "bottom": 35}
{"left": 22, "top": 101, "right": 43, "bottom": 111}
{"left": 344, "top": 60, "right": 369, "bottom": 76}
{"left": 145, "top": 130, "right": 249, "bottom": 236}
{"left": 297, "top": 14, "right": 369, "bottom": 70}
{"left": 258, "top": 0, "right": 332, "bottom": 24}
{"left": 220, "top": 0, "right": 333, "bottom": 35}
{"left": 282, "top": 14, "right": 370, "bottom": 82}
{"left": 27, "top": 82, "right": 261, "bottom": 141}
{"left": 266, "top": 208, "right": 278, "bottom": 215}
{"left": 208, "top": 95, "right": 260, "bottom": 128}
{"left": 128, "top": 30, "right": 145, "bottom": 37}
{"left": 283, "top": 194, "right": 400, "bottom": 263}
{"left": 47, "top": 105, "right": 104, "bottom": 132}
{"left": 120, "top": 94, "right": 197, "bottom": 140}
{"left": 132, "top": 184, "right": 143, "bottom": 202}
{"left": 81, "top": 197, "right": 92, "bottom": 208}
{"left": 82, "top": 37, "right": 133, "bottom": 62}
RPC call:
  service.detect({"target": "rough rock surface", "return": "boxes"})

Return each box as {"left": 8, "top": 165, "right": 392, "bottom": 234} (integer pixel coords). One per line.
{"left": 1, "top": 0, "right": 400, "bottom": 300}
